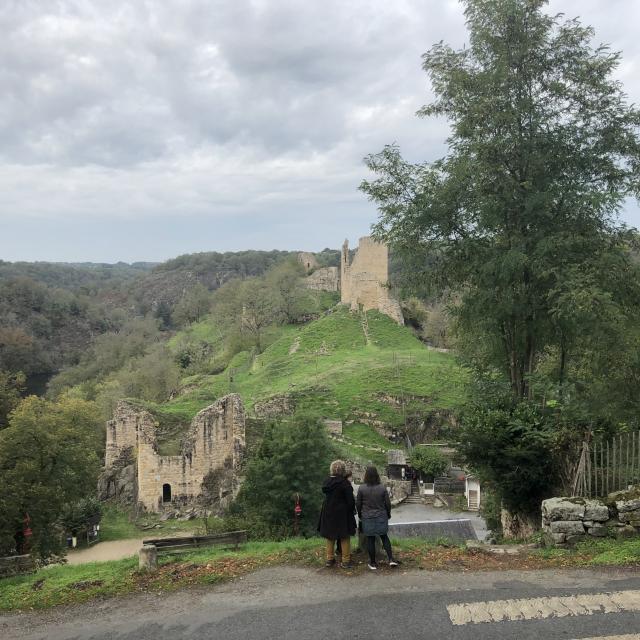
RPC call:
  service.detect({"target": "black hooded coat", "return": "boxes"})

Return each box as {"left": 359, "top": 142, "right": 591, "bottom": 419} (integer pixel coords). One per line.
{"left": 317, "top": 476, "right": 356, "bottom": 540}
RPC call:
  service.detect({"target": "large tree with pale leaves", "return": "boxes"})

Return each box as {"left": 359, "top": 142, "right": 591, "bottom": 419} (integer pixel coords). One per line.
{"left": 361, "top": 0, "right": 640, "bottom": 404}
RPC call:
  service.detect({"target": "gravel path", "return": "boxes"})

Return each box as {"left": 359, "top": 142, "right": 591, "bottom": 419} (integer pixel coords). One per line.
{"left": 65, "top": 539, "right": 147, "bottom": 565}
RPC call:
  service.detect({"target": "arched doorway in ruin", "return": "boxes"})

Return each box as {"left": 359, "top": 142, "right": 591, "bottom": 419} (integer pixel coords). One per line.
{"left": 162, "top": 483, "right": 172, "bottom": 503}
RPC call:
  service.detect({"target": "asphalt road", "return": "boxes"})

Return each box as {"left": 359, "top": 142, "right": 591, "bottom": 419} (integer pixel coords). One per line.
{"left": 2, "top": 566, "right": 640, "bottom": 640}
{"left": 390, "top": 502, "right": 489, "bottom": 540}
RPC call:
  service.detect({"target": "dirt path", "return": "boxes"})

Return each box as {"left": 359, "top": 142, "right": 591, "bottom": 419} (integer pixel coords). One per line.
{"left": 65, "top": 538, "right": 147, "bottom": 564}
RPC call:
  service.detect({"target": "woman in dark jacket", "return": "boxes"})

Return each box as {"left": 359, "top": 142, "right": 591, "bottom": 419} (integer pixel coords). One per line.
{"left": 318, "top": 460, "right": 356, "bottom": 568}
{"left": 356, "top": 465, "right": 399, "bottom": 570}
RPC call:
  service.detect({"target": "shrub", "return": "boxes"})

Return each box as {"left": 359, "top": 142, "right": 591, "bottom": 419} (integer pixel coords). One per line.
{"left": 233, "top": 413, "right": 332, "bottom": 537}
{"left": 411, "top": 446, "right": 448, "bottom": 480}
{"left": 458, "top": 402, "right": 557, "bottom": 517}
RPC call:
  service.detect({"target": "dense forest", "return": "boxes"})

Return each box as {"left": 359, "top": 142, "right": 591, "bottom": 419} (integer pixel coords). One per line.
{"left": 0, "top": 249, "right": 343, "bottom": 423}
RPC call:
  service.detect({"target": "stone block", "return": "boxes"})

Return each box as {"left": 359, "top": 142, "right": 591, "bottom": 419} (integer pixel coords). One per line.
{"left": 583, "top": 500, "right": 610, "bottom": 522}
{"left": 551, "top": 533, "right": 566, "bottom": 544}
{"left": 587, "top": 525, "right": 608, "bottom": 538}
{"left": 616, "top": 499, "right": 640, "bottom": 513}
{"left": 565, "top": 534, "right": 587, "bottom": 544}
{"left": 615, "top": 525, "right": 637, "bottom": 539}
{"left": 550, "top": 520, "right": 585, "bottom": 535}
{"left": 138, "top": 545, "right": 157, "bottom": 571}
{"left": 618, "top": 510, "right": 640, "bottom": 523}
{"left": 542, "top": 498, "right": 585, "bottom": 522}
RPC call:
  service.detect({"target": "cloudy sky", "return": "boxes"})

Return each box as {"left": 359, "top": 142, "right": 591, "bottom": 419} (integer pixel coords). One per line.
{"left": 1, "top": 0, "right": 639, "bottom": 263}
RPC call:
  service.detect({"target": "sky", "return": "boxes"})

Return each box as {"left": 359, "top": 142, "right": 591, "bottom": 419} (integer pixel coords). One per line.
{"left": 1, "top": 0, "right": 639, "bottom": 263}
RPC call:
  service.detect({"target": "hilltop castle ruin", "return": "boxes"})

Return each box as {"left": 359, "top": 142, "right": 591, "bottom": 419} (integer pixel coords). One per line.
{"left": 100, "top": 394, "right": 245, "bottom": 513}
{"left": 340, "top": 237, "right": 404, "bottom": 324}
{"left": 300, "top": 236, "right": 404, "bottom": 324}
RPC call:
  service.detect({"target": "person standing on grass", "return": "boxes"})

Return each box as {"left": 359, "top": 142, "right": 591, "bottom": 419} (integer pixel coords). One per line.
{"left": 356, "top": 465, "right": 399, "bottom": 570}
{"left": 336, "top": 470, "right": 356, "bottom": 560}
{"left": 318, "top": 459, "right": 356, "bottom": 569}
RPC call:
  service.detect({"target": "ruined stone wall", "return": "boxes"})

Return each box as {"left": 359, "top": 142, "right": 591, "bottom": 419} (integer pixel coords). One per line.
{"left": 297, "top": 252, "right": 319, "bottom": 273}
{"left": 104, "top": 394, "right": 246, "bottom": 513}
{"left": 340, "top": 237, "right": 404, "bottom": 324}
{"left": 303, "top": 266, "right": 339, "bottom": 292}
{"left": 105, "top": 401, "right": 156, "bottom": 468}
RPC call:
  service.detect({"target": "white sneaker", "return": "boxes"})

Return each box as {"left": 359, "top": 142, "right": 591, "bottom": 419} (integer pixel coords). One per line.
{"left": 389, "top": 559, "right": 399, "bottom": 567}
{"left": 368, "top": 563, "right": 378, "bottom": 570}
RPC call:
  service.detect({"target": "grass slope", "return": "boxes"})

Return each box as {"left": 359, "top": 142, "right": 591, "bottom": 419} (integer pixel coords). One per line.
{"left": 160, "top": 307, "right": 467, "bottom": 426}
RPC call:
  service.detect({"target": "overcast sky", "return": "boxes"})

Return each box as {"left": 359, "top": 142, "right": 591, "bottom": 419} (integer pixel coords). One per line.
{"left": 1, "top": 0, "right": 639, "bottom": 263}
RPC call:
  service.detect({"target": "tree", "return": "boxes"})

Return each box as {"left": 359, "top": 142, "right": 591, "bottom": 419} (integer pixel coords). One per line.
{"left": 0, "top": 396, "right": 101, "bottom": 558}
{"left": 458, "top": 401, "right": 558, "bottom": 537}
{"left": 361, "top": 0, "right": 640, "bottom": 402}
{"left": 0, "top": 370, "right": 25, "bottom": 429}
{"left": 236, "top": 414, "right": 332, "bottom": 536}
{"left": 410, "top": 446, "right": 448, "bottom": 480}
{"left": 237, "top": 278, "right": 280, "bottom": 352}
{"left": 172, "top": 283, "right": 212, "bottom": 327}
{"left": 267, "top": 260, "right": 307, "bottom": 323}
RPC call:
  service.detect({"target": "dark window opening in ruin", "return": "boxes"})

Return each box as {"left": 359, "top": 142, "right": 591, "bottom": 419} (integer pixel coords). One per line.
{"left": 162, "top": 483, "right": 172, "bottom": 503}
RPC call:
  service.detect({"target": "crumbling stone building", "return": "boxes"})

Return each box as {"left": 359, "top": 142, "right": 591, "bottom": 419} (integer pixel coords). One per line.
{"left": 340, "top": 237, "right": 404, "bottom": 324}
{"left": 100, "top": 394, "right": 245, "bottom": 513}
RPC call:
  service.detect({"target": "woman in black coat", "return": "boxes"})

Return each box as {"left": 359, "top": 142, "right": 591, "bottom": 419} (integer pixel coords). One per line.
{"left": 318, "top": 460, "right": 356, "bottom": 568}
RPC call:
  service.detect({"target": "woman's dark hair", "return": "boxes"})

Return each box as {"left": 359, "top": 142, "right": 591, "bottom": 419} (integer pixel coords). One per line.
{"left": 364, "top": 466, "right": 381, "bottom": 486}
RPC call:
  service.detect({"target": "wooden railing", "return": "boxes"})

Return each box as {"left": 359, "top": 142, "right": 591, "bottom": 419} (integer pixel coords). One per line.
{"left": 573, "top": 432, "right": 640, "bottom": 498}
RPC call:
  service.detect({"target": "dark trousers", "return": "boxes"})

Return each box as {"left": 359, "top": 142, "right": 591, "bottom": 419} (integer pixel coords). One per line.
{"left": 367, "top": 534, "right": 393, "bottom": 564}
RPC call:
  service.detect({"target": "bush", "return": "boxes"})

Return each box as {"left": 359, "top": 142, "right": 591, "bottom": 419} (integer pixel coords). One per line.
{"left": 458, "top": 402, "right": 557, "bottom": 517}
{"left": 60, "top": 497, "right": 102, "bottom": 536}
{"left": 233, "top": 413, "right": 332, "bottom": 537}
{"left": 411, "top": 446, "right": 448, "bottom": 480}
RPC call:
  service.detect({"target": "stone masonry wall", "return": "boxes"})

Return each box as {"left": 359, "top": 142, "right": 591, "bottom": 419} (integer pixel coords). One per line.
{"left": 104, "top": 394, "right": 245, "bottom": 513}
{"left": 297, "top": 252, "right": 319, "bottom": 273}
{"left": 105, "top": 401, "right": 157, "bottom": 468}
{"left": 304, "top": 266, "right": 339, "bottom": 292}
{"left": 542, "top": 487, "right": 640, "bottom": 546}
{"left": 340, "top": 237, "right": 404, "bottom": 324}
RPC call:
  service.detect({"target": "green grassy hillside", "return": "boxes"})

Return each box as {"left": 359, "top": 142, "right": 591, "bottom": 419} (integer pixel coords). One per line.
{"left": 145, "top": 307, "right": 467, "bottom": 463}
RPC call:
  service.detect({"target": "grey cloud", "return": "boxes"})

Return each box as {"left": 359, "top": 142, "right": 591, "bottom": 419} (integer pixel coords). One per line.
{"left": 0, "top": 0, "right": 639, "bottom": 261}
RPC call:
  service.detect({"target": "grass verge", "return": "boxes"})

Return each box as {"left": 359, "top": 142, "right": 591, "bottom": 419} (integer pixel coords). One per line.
{"left": 2, "top": 536, "right": 640, "bottom": 613}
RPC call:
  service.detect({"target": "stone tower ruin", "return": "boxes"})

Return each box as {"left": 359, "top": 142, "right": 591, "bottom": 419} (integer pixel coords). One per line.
{"left": 101, "top": 394, "right": 245, "bottom": 513}
{"left": 340, "top": 236, "right": 404, "bottom": 324}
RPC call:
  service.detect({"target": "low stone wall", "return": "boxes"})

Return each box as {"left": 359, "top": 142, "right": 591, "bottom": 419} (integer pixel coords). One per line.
{"left": 386, "top": 479, "right": 412, "bottom": 506}
{"left": 0, "top": 554, "right": 35, "bottom": 578}
{"left": 542, "top": 487, "right": 640, "bottom": 546}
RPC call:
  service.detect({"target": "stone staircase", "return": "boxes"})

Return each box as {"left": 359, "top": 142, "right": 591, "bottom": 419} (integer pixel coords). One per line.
{"left": 402, "top": 480, "right": 423, "bottom": 504}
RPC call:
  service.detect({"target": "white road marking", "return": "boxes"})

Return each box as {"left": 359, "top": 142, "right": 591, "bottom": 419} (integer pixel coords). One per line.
{"left": 572, "top": 636, "right": 640, "bottom": 639}
{"left": 447, "top": 589, "right": 640, "bottom": 625}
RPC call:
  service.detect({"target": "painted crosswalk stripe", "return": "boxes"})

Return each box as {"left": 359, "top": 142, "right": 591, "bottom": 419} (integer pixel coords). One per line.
{"left": 447, "top": 589, "right": 640, "bottom": 625}
{"left": 572, "top": 635, "right": 640, "bottom": 639}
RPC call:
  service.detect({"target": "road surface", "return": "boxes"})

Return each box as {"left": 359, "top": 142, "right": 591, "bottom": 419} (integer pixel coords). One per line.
{"left": 390, "top": 501, "right": 489, "bottom": 540}
{"left": 2, "top": 566, "right": 639, "bottom": 639}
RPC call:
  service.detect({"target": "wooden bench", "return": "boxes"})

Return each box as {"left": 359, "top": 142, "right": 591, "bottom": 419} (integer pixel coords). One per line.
{"left": 139, "top": 530, "right": 248, "bottom": 570}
